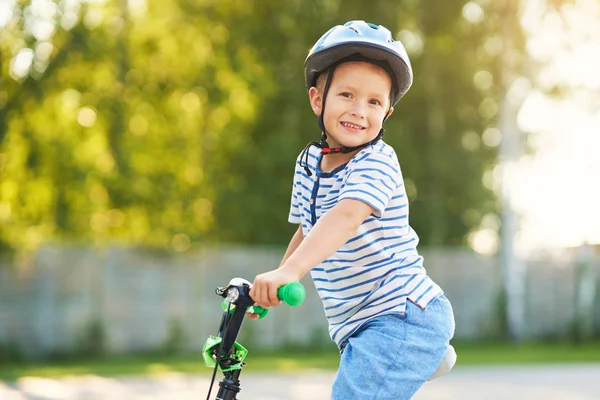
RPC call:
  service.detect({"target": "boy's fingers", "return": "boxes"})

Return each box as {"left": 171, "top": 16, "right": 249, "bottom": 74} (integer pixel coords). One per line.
{"left": 246, "top": 312, "right": 259, "bottom": 320}
{"left": 268, "top": 285, "right": 279, "bottom": 306}
{"left": 251, "top": 284, "right": 269, "bottom": 308}
{"left": 251, "top": 284, "right": 261, "bottom": 304}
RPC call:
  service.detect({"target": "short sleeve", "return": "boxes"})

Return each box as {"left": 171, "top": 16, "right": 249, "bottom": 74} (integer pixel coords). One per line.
{"left": 288, "top": 162, "right": 302, "bottom": 224}
{"left": 338, "top": 151, "right": 401, "bottom": 218}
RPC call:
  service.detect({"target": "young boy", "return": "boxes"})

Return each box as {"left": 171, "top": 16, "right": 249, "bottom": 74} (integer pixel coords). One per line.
{"left": 249, "top": 20, "right": 456, "bottom": 399}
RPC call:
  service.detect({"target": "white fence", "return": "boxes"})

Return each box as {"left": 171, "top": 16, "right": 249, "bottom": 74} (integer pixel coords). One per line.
{"left": 0, "top": 245, "right": 598, "bottom": 359}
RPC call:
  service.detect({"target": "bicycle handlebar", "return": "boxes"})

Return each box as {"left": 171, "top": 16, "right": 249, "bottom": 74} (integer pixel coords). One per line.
{"left": 206, "top": 278, "right": 306, "bottom": 370}
{"left": 249, "top": 282, "right": 306, "bottom": 318}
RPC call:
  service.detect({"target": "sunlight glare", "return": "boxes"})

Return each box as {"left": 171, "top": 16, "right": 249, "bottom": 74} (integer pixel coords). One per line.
{"left": 509, "top": 0, "right": 600, "bottom": 252}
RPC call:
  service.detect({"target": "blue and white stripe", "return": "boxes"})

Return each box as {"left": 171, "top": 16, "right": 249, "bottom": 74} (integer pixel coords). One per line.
{"left": 288, "top": 141, "right": 443, "bottom": 347}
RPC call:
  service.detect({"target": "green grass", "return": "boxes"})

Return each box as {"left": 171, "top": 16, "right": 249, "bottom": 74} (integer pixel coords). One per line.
{"left": 454, "top": 340, "right": 600, "bottom": 364}
{"left": 1, "top": 341, "right": 599, "bottom": 382}
{"left": 0, "top": 350, "right": 341, "bottom": 382}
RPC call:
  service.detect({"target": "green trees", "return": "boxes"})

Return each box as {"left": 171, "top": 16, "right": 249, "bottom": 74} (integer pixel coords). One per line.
{"left": 0, "top": 0, "right": 507, "bottom": 253}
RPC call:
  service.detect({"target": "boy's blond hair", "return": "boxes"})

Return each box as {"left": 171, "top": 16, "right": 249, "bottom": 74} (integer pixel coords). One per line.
{"left": 313, "top": 61, "right": 393, "bottom": 105}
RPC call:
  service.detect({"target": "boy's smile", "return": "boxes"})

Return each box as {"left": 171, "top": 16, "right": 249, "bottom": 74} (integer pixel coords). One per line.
{"left": 309, "top": 61, "right": 394, "bottom": 152}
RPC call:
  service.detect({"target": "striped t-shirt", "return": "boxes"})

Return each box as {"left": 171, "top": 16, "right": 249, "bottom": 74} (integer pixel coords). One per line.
{"left": 288, "top": 140, "right": 443, "bottom": 347}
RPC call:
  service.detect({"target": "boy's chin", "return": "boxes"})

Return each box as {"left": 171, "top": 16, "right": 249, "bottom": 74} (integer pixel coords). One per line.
{"left": 328, "top": 132, "right": 378, "bottom": 150}
{"left": 337, "top": 137, "right": 377, "bottom": 149}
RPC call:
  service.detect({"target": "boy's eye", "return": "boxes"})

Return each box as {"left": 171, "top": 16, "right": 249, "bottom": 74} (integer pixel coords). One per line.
{"left": 340, "top": 92, "right": 352, "bottom": 98}
{"left": 369, "top": 99, "right": 381, "bottom": 105}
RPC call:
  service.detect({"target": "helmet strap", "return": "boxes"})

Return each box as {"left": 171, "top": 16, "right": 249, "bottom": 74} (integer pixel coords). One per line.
{"left": 322, "top": 128, "right": 385, "bottom": 154}
{"left": 316, "top": 62, "right": 338, "bottom": 141}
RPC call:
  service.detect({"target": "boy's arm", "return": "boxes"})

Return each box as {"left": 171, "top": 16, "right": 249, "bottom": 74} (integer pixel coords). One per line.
{"left": 250, "top": 199, "right": 374, "bottom": 307}
{"left": 280, "top": 199, "right": 373, "bottom": 278}
{"left": 245, "top": 225, "right": 304, "bottom": 319}
{"left": 279, "top": 225, "right": 304, "bottom": 267}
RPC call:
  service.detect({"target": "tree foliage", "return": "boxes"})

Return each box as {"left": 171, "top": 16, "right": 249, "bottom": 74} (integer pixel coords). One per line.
{"left": 0, "top": 0, "right": 511, "bottom": 254}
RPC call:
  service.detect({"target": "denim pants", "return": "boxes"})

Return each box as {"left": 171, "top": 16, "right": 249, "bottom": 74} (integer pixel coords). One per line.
{"left": 331, "top": 295, "right": 455, "bottom": 400}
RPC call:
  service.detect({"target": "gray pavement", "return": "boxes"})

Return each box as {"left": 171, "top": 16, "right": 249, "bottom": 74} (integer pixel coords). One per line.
{"left": 1, "top": 364, "right": 599, "bottom": 399}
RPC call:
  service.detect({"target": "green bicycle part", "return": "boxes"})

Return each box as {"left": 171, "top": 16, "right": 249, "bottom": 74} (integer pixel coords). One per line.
{"left": 247, "top": 305, "right": 269, "bottom": 319}
{"left": 202, "top": 335, "right": 248, "bottom": 372}
{"left": 221, "top": 300, "right": 269, "bottom": 319}
{"left": 221, "top": 299, "right": 236, "bottom": 314}
{"left": 278, "top": 281, "right": 306, "bottom": 306}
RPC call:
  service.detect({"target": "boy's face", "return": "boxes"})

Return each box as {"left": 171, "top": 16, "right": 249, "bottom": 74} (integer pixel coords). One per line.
{"left": 309, "top": 61, "right": 394, "bottom": 150}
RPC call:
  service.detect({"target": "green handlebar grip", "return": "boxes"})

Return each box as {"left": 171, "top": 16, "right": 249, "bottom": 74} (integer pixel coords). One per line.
{"left": 278, "top": 282, "right": 305, "bottom": 306}
{"left": 247, "top": 282, "right": 305, "bottom": 318}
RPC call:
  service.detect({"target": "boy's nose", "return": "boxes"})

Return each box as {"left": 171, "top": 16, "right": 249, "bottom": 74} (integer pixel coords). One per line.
{"left": 350, "top": 104, "right": 366, "bottom": 118}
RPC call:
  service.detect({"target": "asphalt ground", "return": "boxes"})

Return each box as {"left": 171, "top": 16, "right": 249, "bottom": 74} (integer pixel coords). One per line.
{"left": 1, "top": 364, "right": 599, "bottom": 399}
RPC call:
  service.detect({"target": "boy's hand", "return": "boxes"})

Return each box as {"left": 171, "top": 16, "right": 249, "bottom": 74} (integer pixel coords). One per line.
{"left": 245, "top": 310, "right": 261, "bottom": 320}
{"left": 249, "top": 268, "right": 300, "bottom": 309}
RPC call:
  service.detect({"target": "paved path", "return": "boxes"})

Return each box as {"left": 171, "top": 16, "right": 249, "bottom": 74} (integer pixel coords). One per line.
{"left": 1, "top": 364, "right": 599, "bottom": 399}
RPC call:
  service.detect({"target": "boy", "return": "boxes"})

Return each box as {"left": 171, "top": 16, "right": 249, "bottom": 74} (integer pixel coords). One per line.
{"left": 249, "top": 20, "right": 456, "bottom": 399}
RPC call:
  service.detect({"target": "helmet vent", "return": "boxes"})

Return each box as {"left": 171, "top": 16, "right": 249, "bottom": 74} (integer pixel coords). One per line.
{"left": 348, "top": 27, "right": 359, "bottom": 34}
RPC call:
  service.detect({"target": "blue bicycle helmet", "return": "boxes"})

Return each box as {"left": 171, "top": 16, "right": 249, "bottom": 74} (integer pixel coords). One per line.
{"left": 305, "top": 20, "right": 413, "bottom": 107}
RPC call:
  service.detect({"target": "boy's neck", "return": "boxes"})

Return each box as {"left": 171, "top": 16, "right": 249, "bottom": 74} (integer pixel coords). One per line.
{"left": 319, "top": 151, "right": 359, "bottom": 173}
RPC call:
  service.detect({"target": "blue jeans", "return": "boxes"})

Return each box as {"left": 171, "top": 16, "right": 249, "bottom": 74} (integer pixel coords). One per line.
{"left": 331, "top": 295, "right": 455, "bottom": 400}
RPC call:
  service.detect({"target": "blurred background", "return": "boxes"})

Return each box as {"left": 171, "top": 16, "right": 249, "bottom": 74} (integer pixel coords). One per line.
{"left": 1, "top": 0, "right": 599, "bottom": 398}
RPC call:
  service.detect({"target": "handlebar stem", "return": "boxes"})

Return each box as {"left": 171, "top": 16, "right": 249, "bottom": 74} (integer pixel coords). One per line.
{"left": 215, "top": 283, "right": 254, "bottom": 368}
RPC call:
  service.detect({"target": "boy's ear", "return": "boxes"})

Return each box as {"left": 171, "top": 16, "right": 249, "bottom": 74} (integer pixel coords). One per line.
{"left": 386, "top": 107, "right": 394, "bottom": 119}
{"left": 308, "top": 87, "right": 323, "bottom": 116}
